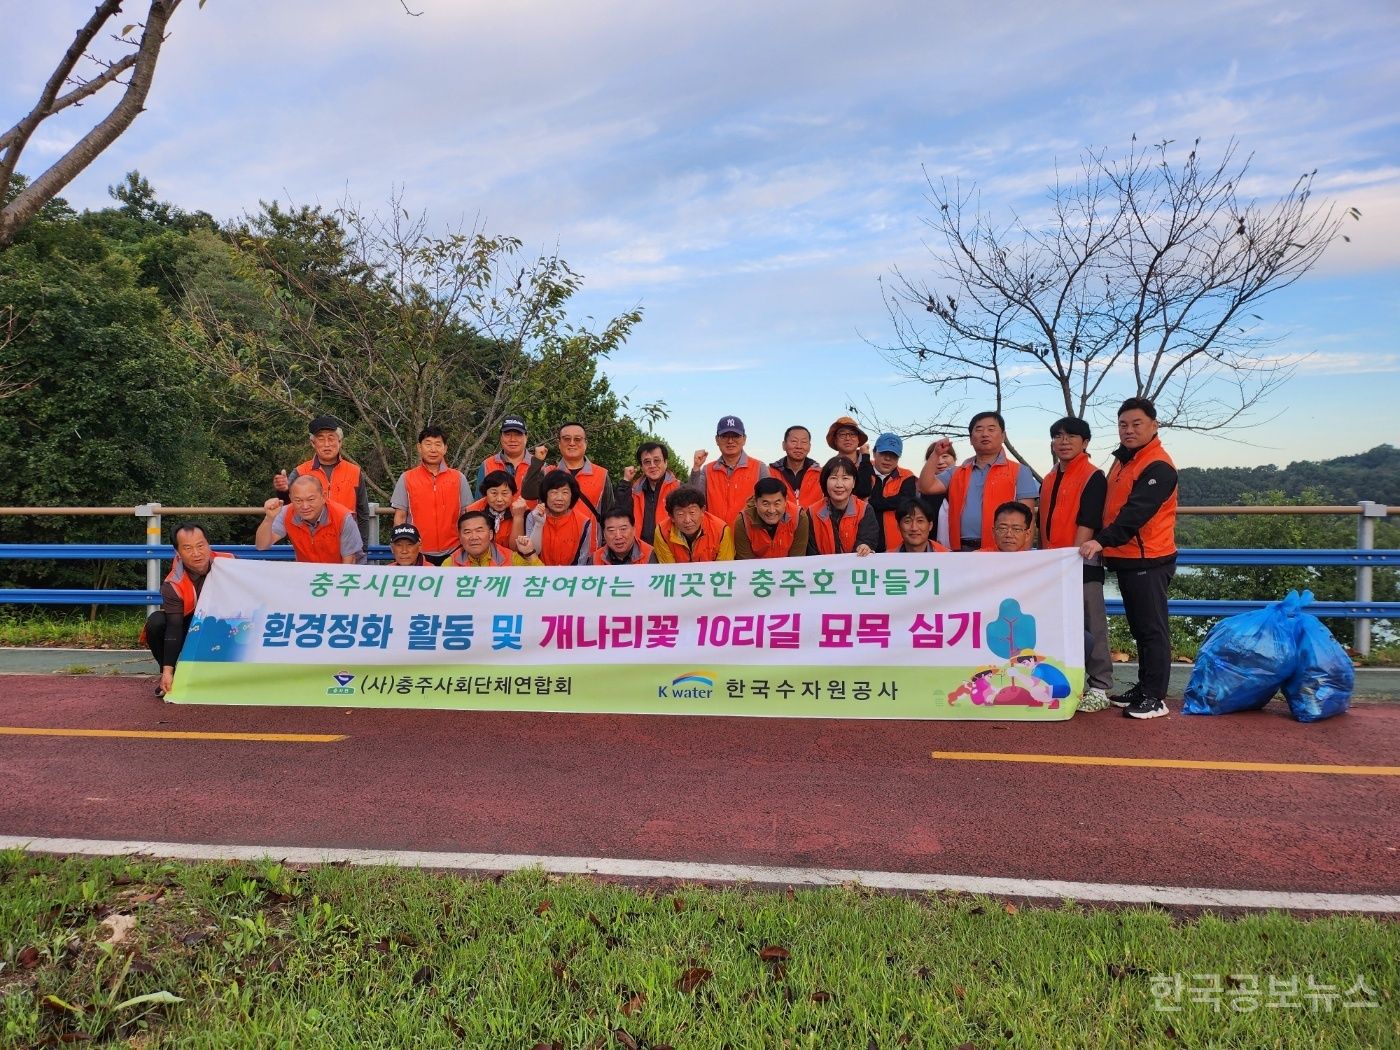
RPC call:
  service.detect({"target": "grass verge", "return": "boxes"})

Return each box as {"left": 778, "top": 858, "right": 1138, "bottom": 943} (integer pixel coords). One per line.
{"left": 0, "top": 610, "right": 145, "bottom": 651}
{"left": 1, "top": 853, "right": 1394, "bottom": 1048}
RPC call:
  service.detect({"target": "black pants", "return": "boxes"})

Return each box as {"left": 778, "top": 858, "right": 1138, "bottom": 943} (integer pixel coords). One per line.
{"left": 143, "top": 611, "right": 192, "bottom": 669}
{"left": 1115, "top": 560, "right": 1175, "bottom": 699}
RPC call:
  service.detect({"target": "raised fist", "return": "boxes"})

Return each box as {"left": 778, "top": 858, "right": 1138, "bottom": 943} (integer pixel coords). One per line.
{"left": 262, "top": 498, "right": 283, "bottom": 515}
{"left": 511, "top": 497, "right": 528, "bottom": 516}
{"left": 623, "top": 465, "right": 637, "bottom": 483}
{"left": 273, "top": 469, "right": 290, "bottom": 493}
{"left": 533, "top": 444, "right": 549, "bottom": 461}
{"left": 692, "top": 450, "right": 709, "bottom": 471}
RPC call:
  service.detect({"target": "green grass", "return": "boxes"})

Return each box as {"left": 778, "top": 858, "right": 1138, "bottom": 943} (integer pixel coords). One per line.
{"left": 0, "top": 853, "right": 1393, "bottom": 1048}
{"left": 0, "top": 609, "right": 145, "bottom": 650}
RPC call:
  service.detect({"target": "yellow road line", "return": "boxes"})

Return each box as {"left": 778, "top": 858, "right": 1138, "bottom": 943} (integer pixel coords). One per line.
{"left": 0, "top": 726, "right": 345, "bottom": 743}
{"left": 931, "top": 750, "right": 1400, "bottom": 776}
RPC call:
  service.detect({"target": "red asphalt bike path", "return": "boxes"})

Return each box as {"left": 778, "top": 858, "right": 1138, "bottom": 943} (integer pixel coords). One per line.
{"left": 1, "top": 676, "right": 1395, "bottom": 897}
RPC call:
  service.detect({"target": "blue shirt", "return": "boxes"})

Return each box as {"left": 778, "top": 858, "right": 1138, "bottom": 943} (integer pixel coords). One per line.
{"left": 936, "top": 452, "right": 1039, "bottom": 541}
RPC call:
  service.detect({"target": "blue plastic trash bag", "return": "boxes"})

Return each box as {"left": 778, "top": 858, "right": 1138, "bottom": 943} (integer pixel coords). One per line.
{"left": 1283, "top": 613, "right": 1353, "bottom": 722}
{"left": 1183, "top": 591, "right": 1309, "bottom": 715}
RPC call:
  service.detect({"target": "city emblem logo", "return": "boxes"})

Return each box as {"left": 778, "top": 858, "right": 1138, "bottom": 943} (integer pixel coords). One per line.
{"left": 327, "top": 672, "right": 356, "bottom": 695}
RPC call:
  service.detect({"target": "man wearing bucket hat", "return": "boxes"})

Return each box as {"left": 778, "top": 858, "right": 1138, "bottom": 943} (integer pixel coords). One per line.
{"left": 691, "top": 415, "right": 770, "bottom": 532}
{"left": 825, "top": 415, "right": 871, "bottom": 475}
{"left": 272, "top": 413, "right": 372, "bottom": 546}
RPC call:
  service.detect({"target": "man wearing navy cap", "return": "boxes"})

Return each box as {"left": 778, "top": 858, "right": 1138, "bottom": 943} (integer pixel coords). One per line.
{"left": 474, "top": 414, "right": 532, "bottom": 504}
{"left": 272, "top": 413, "right": 372, "bottom": 545}
{"left": 387, "top": 523, "right": 433, "bottom": 567}
{"left": 691, "top": 415, "right": 771, "bottom": 532}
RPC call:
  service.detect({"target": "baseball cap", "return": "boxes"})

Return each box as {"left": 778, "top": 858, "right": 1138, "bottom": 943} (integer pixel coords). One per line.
{"left": 716, "top": 415, "right": 745, "bottom": 437}
{"left": 390, "top": 524, "right": 421, "bottom": 544}
{"left": 308, "top": 414, "right": 343, "bottom": 435}
{"left": 873, "top": 432, "right": 903, "bottom": 456}
{"left": 500, "top": 415, "right": 526, "bottom": 434}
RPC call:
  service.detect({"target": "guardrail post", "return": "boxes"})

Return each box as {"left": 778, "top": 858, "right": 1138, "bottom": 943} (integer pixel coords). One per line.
{"left": 135, "top": 503, "right": 162, "bottom": 612}
{"left": 367, "top": 502, "right": 380, "bottom": 547}
{"left": 1355, "top": 501, "right": 1384, "bottom": 658}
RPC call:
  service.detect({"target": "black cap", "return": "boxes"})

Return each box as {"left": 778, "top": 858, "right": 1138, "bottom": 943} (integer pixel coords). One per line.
{"left": 390, "top": 524, "right": 421, "bottom": 544}
{"left": 308, "top": 414, "right": 343, "bottom": 435}
{"left": 501, "top": 415, "right": 526, "bottom": 434}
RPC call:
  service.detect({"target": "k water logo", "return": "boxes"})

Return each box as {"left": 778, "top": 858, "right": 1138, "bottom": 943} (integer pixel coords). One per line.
{"left": 658, "top": 671, "right": 714, "bottom": 700}
{"left": 327, "top": 672, "right": 356, "bottom": 696}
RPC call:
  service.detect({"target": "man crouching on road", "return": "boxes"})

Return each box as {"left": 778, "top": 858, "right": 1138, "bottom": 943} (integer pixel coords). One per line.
{"left": 142, "top": 522, "right": 233, "bottom": 697}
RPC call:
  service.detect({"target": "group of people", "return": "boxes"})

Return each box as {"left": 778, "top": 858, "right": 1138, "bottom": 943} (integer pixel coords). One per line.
{"left": 146, "top": 401, "right": 1179, "bottom": 721}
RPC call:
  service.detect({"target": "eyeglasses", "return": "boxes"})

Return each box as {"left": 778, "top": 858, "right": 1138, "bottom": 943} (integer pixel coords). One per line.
{"left": 993, "top": 524, "right": 1029, "bottom": 534}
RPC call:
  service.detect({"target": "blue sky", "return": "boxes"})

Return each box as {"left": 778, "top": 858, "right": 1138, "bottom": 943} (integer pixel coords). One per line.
{"left": 7, "top": 0, "right": 1398, "bottom": 477}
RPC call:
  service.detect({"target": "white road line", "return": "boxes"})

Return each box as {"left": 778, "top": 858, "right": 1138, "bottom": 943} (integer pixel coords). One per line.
{"left": 2, "top": 835, "right": 1395, "bottom": 913}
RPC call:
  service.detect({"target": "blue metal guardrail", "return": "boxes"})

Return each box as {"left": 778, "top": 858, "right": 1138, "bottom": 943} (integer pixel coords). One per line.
{"left": 0, "top": 544, "right": 1396, "bottom": 617}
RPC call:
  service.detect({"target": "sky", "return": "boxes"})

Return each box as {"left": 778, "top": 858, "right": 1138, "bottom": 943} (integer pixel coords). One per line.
{"left": 5, "top": 0, "right": 1399, "bottom": 478}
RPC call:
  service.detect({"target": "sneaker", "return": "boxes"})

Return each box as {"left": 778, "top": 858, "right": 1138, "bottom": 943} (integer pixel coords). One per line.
{"left": 1124, "top": 693, "right": 1169, "bottom": 719}
{"left": 1108, "top": 684, "right": 1142, "bottom": 709}
{"left": 1079, "top": 688, "right": 1111, "bottom": 712}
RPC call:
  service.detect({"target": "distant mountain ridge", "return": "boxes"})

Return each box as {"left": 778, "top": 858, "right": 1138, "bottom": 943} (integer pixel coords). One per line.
{"left": 1176, "top": 444, "right": 1400, "bottom": 506}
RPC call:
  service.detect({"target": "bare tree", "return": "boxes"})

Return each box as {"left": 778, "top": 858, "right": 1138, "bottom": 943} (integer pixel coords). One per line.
{"left": 0, "top": 1, "right": 192, "bottom": 248}
{"left": 872, "top": 138, "right": 1355, "bottom": 459}
{"left": 179, "top": 198, "right": 641, "bottom": 496}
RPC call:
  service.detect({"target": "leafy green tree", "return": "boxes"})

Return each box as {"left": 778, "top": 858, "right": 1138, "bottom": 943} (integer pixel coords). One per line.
{"left": 181, "top": 198, "right": 644, "bottom": 496}
{"left": 0, "top": 212, "right": 214, "bottom": 588}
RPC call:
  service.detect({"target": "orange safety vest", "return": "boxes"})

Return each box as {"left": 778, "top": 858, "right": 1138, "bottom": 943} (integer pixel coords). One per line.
{"left": 1103, "top": 437, "right": 1178, "bottom": 561}
{"left": 553, "top": 459, "right": 609, "bottom": 518}
{"left": 772, "top": 460, "right": 823, "bottom": 508}
{"left": 465, "top": 497, "right": 514, "bottom": 549}
{"left": 539, "top": 508, "right": 591, "bottom": 566}
{"left": 947, "top": 460, "right": 1020, "bottom": 551}
{"left": 295, "top": 457, "right": 361, "bottom": 518}
{"left": 480, "top": 453, "right": 534, "bottom": 510}
{"left": 284, "top": 502, "right": 355, "bottom": 564}
{"left": 592, "top": 539, "right": 654, "bottom": 565}
{"left": 655, "top": 513, "right": 729, "bottom": 562}
{"left": 896, "top": 540, "right": 950, "bottom": 553}
{"left": 809, "top": 498, "right": 868, "bottom": 555}
{"left": 165, "top": 551, "right": 234, "bottom": 615}
{"left": 873, "top": 467, "right": 915, "bottom": 551}
{"left": 702, "top": 457, "right": 763, "bottom": 529}
{"left": 404, "top": 463, "right": 466, "bottom": 553}
{"left": 1038, "top": 453, "right": 1100, "bottom": 549}
{"left": 448, "top": 544, "right": 513, "bottom": 567}
{"left": 741, "top": 503, "right": 801, "bottom": 558}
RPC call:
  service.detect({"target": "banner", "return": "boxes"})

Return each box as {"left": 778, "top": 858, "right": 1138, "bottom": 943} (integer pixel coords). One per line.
{"left": 168, "top": 551, "right": 1085, "bottom": 719}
